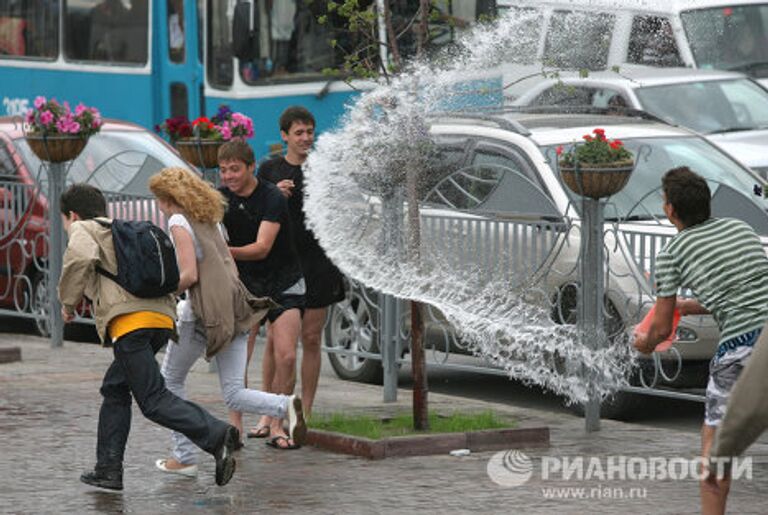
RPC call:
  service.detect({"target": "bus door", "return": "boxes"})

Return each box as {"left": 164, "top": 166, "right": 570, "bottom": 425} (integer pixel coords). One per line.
{"left": 153, "top": 0, "right": 204, "bottom": 124}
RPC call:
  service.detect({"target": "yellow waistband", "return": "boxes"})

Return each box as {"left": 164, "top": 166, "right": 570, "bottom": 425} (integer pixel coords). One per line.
{"left": 109, "top": 311, "right": 174, "bottom": 341}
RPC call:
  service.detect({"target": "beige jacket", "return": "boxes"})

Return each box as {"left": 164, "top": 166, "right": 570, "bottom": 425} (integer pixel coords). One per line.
{"left": 187, "top": 220, "right": 275, "bottom": 360}
{"left": 58, "top": 218, "right": 177, "bottom": 344}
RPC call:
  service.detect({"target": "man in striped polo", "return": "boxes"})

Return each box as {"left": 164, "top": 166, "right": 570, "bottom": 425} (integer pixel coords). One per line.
{"left": 634, "top": 166, "right": 768, "bottom": 515}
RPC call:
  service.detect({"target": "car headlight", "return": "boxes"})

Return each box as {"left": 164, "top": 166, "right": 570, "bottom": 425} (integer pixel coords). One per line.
{"left": 676, "top": 326, "right": 698, "bottom": 342}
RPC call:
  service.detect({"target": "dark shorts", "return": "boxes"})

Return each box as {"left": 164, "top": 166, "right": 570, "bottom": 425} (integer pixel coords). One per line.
{"left": 301, "top": 254, "right": 345, "bottom": 309}
{"left": 265, "top": 292, "right": 305, "bottom": 324}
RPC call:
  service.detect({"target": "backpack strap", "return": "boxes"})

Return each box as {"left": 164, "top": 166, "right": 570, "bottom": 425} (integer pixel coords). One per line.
{"left": 92, "top": 218, "right": 118, "bottom": 282}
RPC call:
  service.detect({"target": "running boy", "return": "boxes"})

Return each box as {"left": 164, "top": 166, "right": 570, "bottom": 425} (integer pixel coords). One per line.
{"left": 58, "top": 184, "right": 239, "bottom": 490}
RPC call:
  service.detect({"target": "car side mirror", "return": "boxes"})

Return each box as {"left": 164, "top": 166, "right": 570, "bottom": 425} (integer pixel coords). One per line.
{"left": 232, "top": 1, "right": 259, "bottom": 61}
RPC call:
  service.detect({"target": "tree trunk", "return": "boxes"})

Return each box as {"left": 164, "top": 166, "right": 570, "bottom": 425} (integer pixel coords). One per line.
{"left": 406, "top": 163, "right": 428, "bottom": 431}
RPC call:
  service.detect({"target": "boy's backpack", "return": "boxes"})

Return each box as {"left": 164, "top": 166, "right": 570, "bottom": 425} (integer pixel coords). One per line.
{"left": 95, "top": 219, "right": 180, "bottom": 298}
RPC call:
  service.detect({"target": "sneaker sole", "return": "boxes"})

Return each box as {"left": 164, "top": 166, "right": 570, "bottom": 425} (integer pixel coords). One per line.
{"left": 79, "top": 475, "right": 123, "bottom": 491}
{"left": 215, "top": 427, "right": 238, "bottom": 486}
{"left": 288, "top": 396, "right": 307, "bottom": 446}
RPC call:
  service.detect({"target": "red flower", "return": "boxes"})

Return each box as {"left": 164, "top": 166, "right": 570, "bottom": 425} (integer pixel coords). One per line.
{"left": 556, "top": 145, "right": 564, "bottom": 156}
{"left": 609, "top": 140, "right": 623, "bottom": 150}
{"left": 583, "top": 135, "right": 593, "bottom": 141}
{"left": 193, "top": 117, "right": 213, "bottom": 129}
{"left": 593, "top": 128, "right": 606, "bottom": 139}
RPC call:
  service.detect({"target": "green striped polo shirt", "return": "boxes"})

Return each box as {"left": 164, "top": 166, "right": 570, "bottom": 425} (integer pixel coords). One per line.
{"left": 655, "top": 217, "right": 768, "bottom": 345}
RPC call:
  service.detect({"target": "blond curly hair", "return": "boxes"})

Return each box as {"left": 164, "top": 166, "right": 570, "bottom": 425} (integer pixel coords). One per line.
{"left": 149, "top": 167, "right": 227, "bottom": 223}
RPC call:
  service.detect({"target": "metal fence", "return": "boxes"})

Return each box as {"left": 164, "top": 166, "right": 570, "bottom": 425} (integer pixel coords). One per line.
{"left": 323, "top": 201, "right": 717, "bottom": 420}
{"left": 0, "top": 176, "right": 163, "bottom": 336}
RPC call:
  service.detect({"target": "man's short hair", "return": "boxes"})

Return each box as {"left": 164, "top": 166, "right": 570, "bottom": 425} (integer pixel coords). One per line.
{"left": 279, "top": 106, "right": 315, "bottom": 133}
{"left": 218, "top": 140, "right": 255, "bottom": 166}
{"left": 60, "top": 183, "right": 107, "bottom": 220}
{"left": 662, "top": 166, "right": 711, "bottom": 228}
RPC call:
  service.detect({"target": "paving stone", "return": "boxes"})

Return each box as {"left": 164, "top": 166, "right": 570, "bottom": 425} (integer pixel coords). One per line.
{"left": 0, "top": 333, "right": 767, "bottom": 514}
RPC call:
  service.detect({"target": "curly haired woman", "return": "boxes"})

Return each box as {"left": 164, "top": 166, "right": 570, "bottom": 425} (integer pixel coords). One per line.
{"left": 149, "top": 167, "right": 307, "bottom": 477}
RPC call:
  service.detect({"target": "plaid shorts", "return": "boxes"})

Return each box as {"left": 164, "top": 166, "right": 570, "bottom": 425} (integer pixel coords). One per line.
{"left": 704, "top": 329, "right": 761, "bottom": 426}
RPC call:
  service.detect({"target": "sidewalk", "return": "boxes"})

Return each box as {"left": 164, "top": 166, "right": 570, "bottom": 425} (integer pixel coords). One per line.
{"left": 1, "top": 333, "right": 766, "bottom": 514}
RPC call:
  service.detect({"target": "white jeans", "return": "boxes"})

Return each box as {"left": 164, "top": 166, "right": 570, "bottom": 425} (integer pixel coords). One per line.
{"left": 161, "top": 319, "right": 288, "bottom": 465}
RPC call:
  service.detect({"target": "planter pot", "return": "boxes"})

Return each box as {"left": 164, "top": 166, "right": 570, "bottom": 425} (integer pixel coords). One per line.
{"left": 175, "top": 139, "right": 223, "bottom": 169}
{"left": 559, "top": 159, "right": 634, "bottom": 199}
{"left": 25, "top": 134, "right": 88, "bottom": 163}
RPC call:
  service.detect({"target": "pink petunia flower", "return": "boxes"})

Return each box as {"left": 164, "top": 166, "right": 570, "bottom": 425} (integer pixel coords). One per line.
{"left": 40, "top": 111, "right": 54, "bottom": 126}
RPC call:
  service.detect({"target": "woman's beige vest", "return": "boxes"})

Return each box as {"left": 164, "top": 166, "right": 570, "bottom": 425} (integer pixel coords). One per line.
{"left": 187, "top": 220, "right": 276, "bottom": 359}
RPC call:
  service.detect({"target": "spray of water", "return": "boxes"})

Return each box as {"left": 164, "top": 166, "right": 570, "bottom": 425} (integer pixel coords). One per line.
{"left": 305, "top": 8, "right": 638, "bottom": 403}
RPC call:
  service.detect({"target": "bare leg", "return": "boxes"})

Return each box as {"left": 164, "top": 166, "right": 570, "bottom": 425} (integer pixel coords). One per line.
{"left": 301, "top": 307, "right": 327, "bottom": 418}
{"left": 268, "top": 309, "right": 301, "bottom": 444}
{"left": 701, "top": 424, "right": 731, "bottom": 515}
{"left": 249, "top": 323, "right": 276, "bottom": 436}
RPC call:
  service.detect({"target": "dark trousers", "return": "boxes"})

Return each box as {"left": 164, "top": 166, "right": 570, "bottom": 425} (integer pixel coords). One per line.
{"left": 95, "top": 328, "right": 228, "bottom": 472}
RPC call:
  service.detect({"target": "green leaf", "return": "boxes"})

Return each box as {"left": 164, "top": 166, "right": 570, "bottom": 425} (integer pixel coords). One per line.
{"left": 578, "top": 68, "right": 589, "bottom": 78}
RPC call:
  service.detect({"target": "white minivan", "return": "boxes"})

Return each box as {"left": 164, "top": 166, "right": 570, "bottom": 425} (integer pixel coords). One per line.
{"left": 498, "top": 1, "right": 768, "bottom": 85}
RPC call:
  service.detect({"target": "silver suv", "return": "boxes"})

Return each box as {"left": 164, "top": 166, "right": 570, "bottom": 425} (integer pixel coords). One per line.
{"left": 324, "top": 110, "right": 768, "bottom": 417}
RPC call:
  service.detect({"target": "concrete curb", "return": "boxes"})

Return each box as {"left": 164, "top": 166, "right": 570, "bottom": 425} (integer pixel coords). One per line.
{"left": 306, "top": 426, "right": 550, "bottom": 460}
{"left": 0, "top": 346, "right": 21, "bottom": 364}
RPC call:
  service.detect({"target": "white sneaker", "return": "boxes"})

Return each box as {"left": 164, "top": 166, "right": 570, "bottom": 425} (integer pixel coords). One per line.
{"left": 155, "top": 458, "right": 198, "bottom": 477}
{"left": 287, "top": 395, "right": 307, "bottom": 446}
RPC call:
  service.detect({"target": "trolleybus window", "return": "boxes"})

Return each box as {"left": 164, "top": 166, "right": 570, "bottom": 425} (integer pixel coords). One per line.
{"left": 237, "top": 1, "right": 498, "bottom": 85}
{"left": 168, "top": 0, "right": 184, "bottom": 62}
{"left": 64, "top": 0, "right": 148, "bottom": 64}
{"left": 207, "top": 0, "right": 233, "bottom": 87}
{"left": 0, "top": 0, "right": 58, "bottom": 58}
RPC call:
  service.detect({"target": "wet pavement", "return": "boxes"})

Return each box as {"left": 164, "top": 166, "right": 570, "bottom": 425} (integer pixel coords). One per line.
{"left": 1, "top": 332, "right": 767, "bottom": 514}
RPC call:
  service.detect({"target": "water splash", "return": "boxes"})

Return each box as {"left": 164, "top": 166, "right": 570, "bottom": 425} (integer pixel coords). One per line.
{"left": 305, "top": 8, "right": 638, "bottom": 403}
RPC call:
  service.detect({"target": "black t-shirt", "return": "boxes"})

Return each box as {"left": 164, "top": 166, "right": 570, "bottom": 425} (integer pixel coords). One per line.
{"left": 257, "top": 157, "right": 320, "bottom": 256}
{"left": 219, "top": 180, "right": 303, "bottom": 297}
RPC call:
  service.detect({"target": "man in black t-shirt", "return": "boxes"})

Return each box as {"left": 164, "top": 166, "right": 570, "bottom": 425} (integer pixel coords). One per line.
{"left": 218, "top": 140, "right": 305, "bottom": 449}
{"left": 252, "top": 106, "right": 345, "bottom": 433}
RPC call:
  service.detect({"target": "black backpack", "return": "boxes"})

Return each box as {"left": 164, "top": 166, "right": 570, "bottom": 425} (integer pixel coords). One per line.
{"left": 95, "top": 219, "right": 180, "bottom": 298}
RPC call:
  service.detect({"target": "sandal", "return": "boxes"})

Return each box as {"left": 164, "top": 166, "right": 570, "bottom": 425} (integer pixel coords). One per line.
{"left": 247, "top": 425, "right": 271, "bottom": 439}
{"left": 265, "top": 435, "right": 300, "bottom": 450}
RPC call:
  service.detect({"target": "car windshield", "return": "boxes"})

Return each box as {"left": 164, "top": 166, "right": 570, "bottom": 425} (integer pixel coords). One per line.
{"left": 543, "top": 136, "right": 768, "bottom": 220}
{"left": 682, "top": 4, "right": 768, "bottom": 77}
{"left": 15, "top": 130, "right": 190, "bottom": 196}
{"left": 635, "top": 79, "right": 768, "bottom": 134}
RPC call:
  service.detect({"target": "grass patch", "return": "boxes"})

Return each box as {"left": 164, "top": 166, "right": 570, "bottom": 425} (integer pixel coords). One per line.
{"left": 310, "top": 410, "right": 514, "bottom": 440}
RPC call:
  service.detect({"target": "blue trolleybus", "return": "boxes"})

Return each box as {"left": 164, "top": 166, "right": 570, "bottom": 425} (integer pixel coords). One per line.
{"left": 0, "top": 1, "right": 496, "bottom": 157}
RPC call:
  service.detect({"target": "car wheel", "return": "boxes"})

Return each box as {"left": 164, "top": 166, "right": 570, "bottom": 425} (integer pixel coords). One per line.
{"left": 325, "top": 289, "right": 383, "bottom": 384}
{"left": 551, "top": 283, "right": 645, "bottom": 420}
{"left": 31, "top": 271, "right": 51, "bottom": 337}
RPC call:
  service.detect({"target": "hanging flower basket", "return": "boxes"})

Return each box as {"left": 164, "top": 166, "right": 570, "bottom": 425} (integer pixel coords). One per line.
{"left": 560, "top": 159, "right": 634, "bottom": 199}
{"left": 557, "top": 128, "right": 635, "bottom": 199}
{"left": 25, "top": 133, "right": 89, "bottom": 163}
{"left": 175, "top": 139, "right": 223, "bottom": 169}
{"left": 23, "top": 96, "right": 102, "bottom": 163}
{"left": 159, "top": 106, "right": 255, "bottom": 169}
